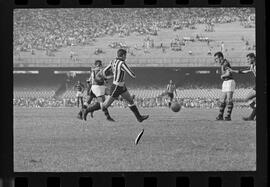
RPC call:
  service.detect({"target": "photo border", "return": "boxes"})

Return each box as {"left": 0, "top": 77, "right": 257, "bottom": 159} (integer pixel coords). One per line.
{"left": 1, "top": 0, "right": 267, "bottom": 186}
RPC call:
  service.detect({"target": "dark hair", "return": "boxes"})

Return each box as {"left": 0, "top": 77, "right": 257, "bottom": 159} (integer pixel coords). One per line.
{"left": 94, "top": 60, "right": 102, "bottom": 67}
{"left": 117, "top": 49, "right": 127, "bottom": 58}
{"left": 246, "top": 53, "right": 256, "bottom": 59}
{"left": 214, "top": 51, "right": 224, "bottom": 58}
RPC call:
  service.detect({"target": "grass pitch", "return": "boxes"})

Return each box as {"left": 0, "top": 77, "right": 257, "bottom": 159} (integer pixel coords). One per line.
{"left": 14, "top": 107, "right": 256, "bottom": 172}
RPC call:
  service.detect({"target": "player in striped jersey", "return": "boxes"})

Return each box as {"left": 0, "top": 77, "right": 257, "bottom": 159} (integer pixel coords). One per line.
{"left": 238, "top": 53, "right": 256, "bottom": 121}
{"left": 166, "top": 80, "right": 177, "bottom": 108}
{"left": 77, "top": 60, "right": 115, "bottom": 121}
{"left": 82, "top": 49, "right": 149, "bottom": 122}
{"left": 214, "top": 52, "right": 236, "bottom": 121}
{"left": 74, "top": 80, "right": 85, "bottom": 108}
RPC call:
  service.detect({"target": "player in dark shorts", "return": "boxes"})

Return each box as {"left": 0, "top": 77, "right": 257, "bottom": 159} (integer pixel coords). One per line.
{"left": 82, "top": 49, "right": 149, "bottom": 122}
{"left": 77, "top": 60, "right": 114, "bottom": 121}
{"left": 238, "top": 53, "right": 256, "bottom": 121}
{"left": 214, "top": 52, "right": 236, "bottom": 121}
{"left": 166, "top": 80, "right": 177, "bottom": 108}
{"left": 74, "top": 80, "right": 85, "bottom": 108}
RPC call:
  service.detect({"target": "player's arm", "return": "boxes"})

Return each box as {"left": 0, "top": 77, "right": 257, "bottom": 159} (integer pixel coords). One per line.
{"left": 102, "top": 63, "right": 112, "bottom": 77}
{"left": 238, "top": 67, "right": 252, "bottom": 74}
{"left": 220, "top": 69, "right": 231, "bottom": 79}
{"left": 121, "top": 62, "right": 136, "bottom": 78}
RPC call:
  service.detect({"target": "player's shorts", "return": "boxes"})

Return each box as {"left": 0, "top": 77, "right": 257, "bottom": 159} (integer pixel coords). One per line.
{"left": 110, "top": 84, "right": 127, "bottom": 98}
{"left": 76, "top": 91, "right": 83, "bottom": 97}
{"left": 167, "top": 92, "right": 174, "bottom": 100}
{"left": 91, "top": 85, "right": 106, "bottom": 97}
{"left": 222, "top": 79, "right": 236, "bottom": 92}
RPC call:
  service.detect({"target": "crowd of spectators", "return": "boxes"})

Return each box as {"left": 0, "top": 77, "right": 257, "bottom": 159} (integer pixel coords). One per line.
{"left": 14, "top": 8, "right": 254, "bottom": 56}
{"left": 13, "top": 96, "right": 248, "bottom": 109}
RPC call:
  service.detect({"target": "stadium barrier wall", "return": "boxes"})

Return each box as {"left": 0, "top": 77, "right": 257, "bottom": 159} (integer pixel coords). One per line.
{"left": 14, "top": 67, "right": 255, "bottom": 89}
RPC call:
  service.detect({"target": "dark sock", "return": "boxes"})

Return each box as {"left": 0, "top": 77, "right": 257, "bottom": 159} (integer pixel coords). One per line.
{"left": 168, "top": 102, "right": 171, "bottom": 107}
{"left": 219, "top": 102, "right": 226, "bottom": 116}
{"left": 250, "top": 101, "right": 256, "bottom": 109}
{"left": 249, "top": 108, "right": 256, "bottom": 120}
{"left": 103, "top": 108, "right": 111, "bottom": 118}
{"left": 82, "top": 104, "right": 87, "bottom": 109}
{"left": 86, "top": 102, "right": 101, "bottom": 113}
{"left": 87, "top": 96, "right": 93, "bottom": 105}
{"left": 129, "top": 104, "right": 142, "bottom": 120}
{"left": 226, "top": 101, "right": 234, "bottom": 117}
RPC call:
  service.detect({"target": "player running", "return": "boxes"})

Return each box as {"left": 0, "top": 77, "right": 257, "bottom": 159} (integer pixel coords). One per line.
{"left": 82, "top": 49, "right": 149, "bottom": 122}
{"left": 74, "top": 80, "right": 85, "bottom": 108}
{"left": 166, "top": 80, "right": 177, "bottom": 108}
{"left": 77, "top": 60, "right": 115, "bottom": 122}
{"left": 238, "top": 53, "right": 256, "bottom": 121}
{"left": 214, "top": 52, "right": 236, "bottom": 121}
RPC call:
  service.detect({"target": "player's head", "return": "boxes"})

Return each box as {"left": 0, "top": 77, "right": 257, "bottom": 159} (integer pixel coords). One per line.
{"left": 214, "top": 51, "right": 224, "bottom": 64}
{"left": 246, "top": 53, "right": 256, "bottom": 65}
{"left": 117, "top": 49, "right": 127, "bottom": 60}
{"left": 94, "top": 60, "right": 102, "bottom": 67}
{"left": 169, "top": 80, "right": 173, "bottom": 84}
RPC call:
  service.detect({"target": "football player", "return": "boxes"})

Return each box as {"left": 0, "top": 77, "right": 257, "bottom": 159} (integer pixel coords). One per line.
{"left": 214, "top": 52, "right": 236, "bottom": 121}
{"left": 74, "top": 80, "right": 85, "bottom": 108}
{"left": 238, "top": 53, "right": 256, "bottom": 121}
{"left": 82, "top": 49, "right": 149, "bottom": 122}
{"left": 166, "top": 80, "right": 177, "bottom": 108}
{"left": 77, "top": 60, "right": 115, "bottom": 121}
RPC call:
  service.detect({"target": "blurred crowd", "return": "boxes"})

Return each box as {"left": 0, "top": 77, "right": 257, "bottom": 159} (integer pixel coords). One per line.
{"left": 14, "top": 8, "right": 254, "bottom": 55}
{"left": 13, "top": 96, "right": 248, "bottom": 109}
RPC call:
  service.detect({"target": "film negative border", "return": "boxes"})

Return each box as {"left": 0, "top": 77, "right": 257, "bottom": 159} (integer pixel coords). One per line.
{"left": 11, "top": 0, "right": 255, "bottom": 7}
{"left": 0, "top": 0, "right": 267, "bottom": 187}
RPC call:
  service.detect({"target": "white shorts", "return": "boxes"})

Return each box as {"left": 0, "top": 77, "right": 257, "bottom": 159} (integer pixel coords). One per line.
{"left": 91, "top": 85, "right": 106, "bottom": 97}
{"left": 76, "top": 91, "right": 83, "bottom": 97}
{"left": 222, "top": 79, "right": 236, "bottom": 92}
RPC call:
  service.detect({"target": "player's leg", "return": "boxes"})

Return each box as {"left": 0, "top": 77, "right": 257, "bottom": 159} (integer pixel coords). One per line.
{"left": 216, "top": 92, "right": 227, "bottom": 120}
{"left": 83, "top": 85, "right": 115, "bottom": 121}
{"left": 100, "top": 95, "right": 115, "bottom": 121}
{"left": 76, "top": 97, "right": 80, "bottom": 108}
{"left": 243, "top": 89, "right": 256, "bottom": 121}
{"left": 87, "top": 90, "right": 96, "bottom": 104}
{"left": 80, "top": 97, "right": 84, "bottom": 108}
{"left": 121, "top": 90, "right": 149, "bottom": 123}
{"left": 224, "top": 91, "right": 234, "bottom": 121}
{"left": 168, "top": 93, "right": 173, "bottom": 108}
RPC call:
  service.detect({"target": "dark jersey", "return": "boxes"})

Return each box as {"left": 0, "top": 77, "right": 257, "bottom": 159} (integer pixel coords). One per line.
{"left": 91, "top": 67, "right": 106, "bottom": 86}
{"left": 74, "top": 82, "right": 84, "bottom": 92}
{"left": 221, "top": 59, "right": 233, "bottom": 81}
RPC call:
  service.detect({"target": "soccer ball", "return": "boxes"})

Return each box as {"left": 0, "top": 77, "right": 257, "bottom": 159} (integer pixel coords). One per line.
{"left": 171, "top": 102, "right": 181, "bottom": 112}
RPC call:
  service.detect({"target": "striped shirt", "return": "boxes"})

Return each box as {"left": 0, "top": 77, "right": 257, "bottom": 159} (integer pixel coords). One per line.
{"left": 103, "top": 58, "right": 135, "bottom": 86}
{"left": 250, "top": 64, "right": 256, "bottom": 77}
{"left": 167, "top": 83, "right": 176, "bottom": 93}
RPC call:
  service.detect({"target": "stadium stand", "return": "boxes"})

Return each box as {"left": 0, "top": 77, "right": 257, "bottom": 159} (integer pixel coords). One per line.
{"left": 14, "top": 8, "right": 255, "bottom": 66}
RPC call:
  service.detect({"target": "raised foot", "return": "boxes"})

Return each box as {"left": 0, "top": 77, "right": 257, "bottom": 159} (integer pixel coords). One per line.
{"left": 138, "top": 115, "right": 149, "bottom": 123}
